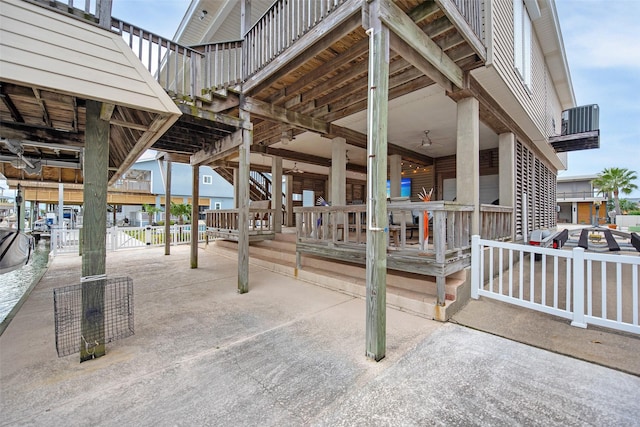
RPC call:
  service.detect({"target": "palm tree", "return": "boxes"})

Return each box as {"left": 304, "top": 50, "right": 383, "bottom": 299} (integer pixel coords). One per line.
{"left": 170, "top": 202, "right": 191, "bottom": 225}
{"left": 142, "top": 203, "right": 163, "bottom": 224}
{"left": 592, "top": 167, "right": 638, "bottom": 222}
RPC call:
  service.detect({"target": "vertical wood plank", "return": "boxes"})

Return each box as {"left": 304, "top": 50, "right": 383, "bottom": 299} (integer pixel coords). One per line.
{"left": 80, "top": 100, "right": 109, "bottom": 362}
{"left": 272, "top": 157, "right": 283, "bottom": 233}
{"left": 191, "top": 165, "right": 199, "bottom": 268}
{"left": 434, "top": 210, "right": 446, "bottom": 305}
{"left": 164, "top": 158, "right": 172, "bottom": 255}
{"left": 365, "top": 3, "right": 389, "bottom": 362}
{"left": 238, "top": 109, "right": 251, "bottom": 294}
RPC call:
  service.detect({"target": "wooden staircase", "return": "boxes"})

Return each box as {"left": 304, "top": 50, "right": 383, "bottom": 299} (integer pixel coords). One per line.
{"left": 206, "top": 233, "right": 471, "bottom": 321}
{"left": 215, "top": 168, "right": 273, "bottom": 201}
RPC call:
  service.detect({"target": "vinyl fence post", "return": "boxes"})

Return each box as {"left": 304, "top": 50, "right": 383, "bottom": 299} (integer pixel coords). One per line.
{"left": 571, "top": 247, "right": 587, "bottom": 328}
{"left": 112, "top": 226, "right": 117, "bottom": 251}
{"left": 471, "top": 234, "right": 480, "bottom": 299}
{"left": 146, "top": 226, "right": 152, "bottom": 247}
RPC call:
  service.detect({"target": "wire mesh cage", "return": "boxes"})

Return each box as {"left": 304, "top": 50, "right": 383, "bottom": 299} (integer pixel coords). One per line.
{"left": 53, "top": 276, "right": 134, "bottom": 357}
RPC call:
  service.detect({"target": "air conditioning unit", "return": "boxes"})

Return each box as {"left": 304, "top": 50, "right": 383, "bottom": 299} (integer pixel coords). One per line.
{"left": 561, "top": 104, "right": 599, "bottom": 135}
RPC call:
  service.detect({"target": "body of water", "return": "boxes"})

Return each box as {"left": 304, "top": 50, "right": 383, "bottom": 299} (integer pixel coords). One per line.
{"left": 0, "top": 239, "right": 50, "bottom": 331}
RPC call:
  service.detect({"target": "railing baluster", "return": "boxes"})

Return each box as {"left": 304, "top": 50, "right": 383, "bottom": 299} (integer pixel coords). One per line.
{"left": 508, "top": 249, "right": 514, "bottom": 297}
{"left": 138, "top": 28, "right": 144, "bottom": 65}
{"left": 128, "top": 24, "right": 133, "bottom": 49}
{"left": 633, "top": 266, "right": 639, "bottom": 326}
{"left": 147, "top": 32, "right": 153, "bottom": 72}
{"left": 601, "top": 262, "right": 607, "bottom": 318}
{"left": 617, "top": 263, "right": 623, "bottom": 322}
{"left": 166, "top": 42, "right": 172, "bottom": 92}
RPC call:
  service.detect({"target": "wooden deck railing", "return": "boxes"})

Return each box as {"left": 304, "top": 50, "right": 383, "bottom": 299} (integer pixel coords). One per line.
{"left": 480, "top": 204, "right": 513, "bottom": 241}
{"left": 451, "top": 0, "right": 483, "bottom": 41}
{"left": 243, "top": 0, "right": 347, "bottom": 78}
{"left": 109, "top": 178, "right": 151, "bottom": 193}
{"left": 111, "top": 18, "right": 243, "bottom": 99}
{"left": 294, "top": 201, "right": 475, "bottom": 257}
{"left": 193, "top": 41, "right": 243, "bottom": 91}
{"left": 35, "top": 0, "right": 483, "bottom": 98}
{"left": 205, "top": 208, "right": 276, "bottom": 238}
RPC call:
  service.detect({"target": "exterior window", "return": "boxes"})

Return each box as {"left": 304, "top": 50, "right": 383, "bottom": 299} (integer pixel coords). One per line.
{"left": 513, "top": 0, "right": 532, "bottom": 88}
{"left": 202, "top": 175, "right": 213, "bottom": 185}
{"left": 214, "top": 202, "right": 222, "bottom": 209}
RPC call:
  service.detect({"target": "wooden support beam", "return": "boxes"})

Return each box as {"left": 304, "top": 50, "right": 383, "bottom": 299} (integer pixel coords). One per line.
{"left": 190, "top": 129, "right": 243, "bottom": 166}
{"left": 110, "top": 118, "right": 148, "bottom": 131}
{"left": 100, "top": 103, "right": 116, "bottom": 122}
{"left": 271, "top": 157, "right": 283, "bottom": 233}
{"left": 0, "top": 84, "right": 23, "bottom": 123}
{"left": 32, "top": 88, "right": 52, "bottom": 127}
{"left": 164, "top": 158, "right": 172, "bottom": 256}
{"left": 241, "top": 97, "right": 328, "bottom": 135}
{"left": 191, "top": 164, "right": 199, "bottom": 268}
{"left": 408, "top": 0, "right": 440, "bottom": 22}
{"left": 378, "top": 0, "right": 463, "bottom": 89}
{"left": 80, "top": 100, "right": 109, "bottom": 362}
{"left": 389, "top": 32, "right": 452, "bottom": 92}
{"left": 176, "top": 104, "right": 248, "bottom": 130}
{"left": 265, "top": 37, "right": 370, "bottom": 104}
{"left": 238, "top": 109, "right": 251, "bottom": 294}
{"left": 251, "top": 145, "right": 368, "bottom": 174}
{"left": 435, "top": 0, "right": 486, "bottom": 61}
{"left": 365, "top": 3, "right": 389, "bottom": 362}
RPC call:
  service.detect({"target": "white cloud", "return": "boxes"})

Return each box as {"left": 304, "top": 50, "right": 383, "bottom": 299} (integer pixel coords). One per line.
{"left": 558, "top": 0, "right": 640, "bottom": 69}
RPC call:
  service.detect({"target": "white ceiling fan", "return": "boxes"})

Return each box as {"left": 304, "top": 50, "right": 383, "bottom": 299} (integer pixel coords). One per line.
{"left": 286, "top": 162, "right": 304, "bottom": 174}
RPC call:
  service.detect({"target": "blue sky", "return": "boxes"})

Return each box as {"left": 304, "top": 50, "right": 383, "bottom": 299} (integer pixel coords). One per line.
{"left": 112, "top": 0, "right": 640, "bottom": 197}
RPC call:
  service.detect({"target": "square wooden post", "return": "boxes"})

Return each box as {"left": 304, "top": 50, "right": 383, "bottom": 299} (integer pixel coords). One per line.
{"left": 80, "top": 100, "right": 109, "bottom": 362}
{"left": 191, "top": 164, "right": 200, "bottom": 268}
{"left": 164, "top": 157, "right": 172, "bottom": 255}
{"left": 238, "top": 109, "right": 251, "bottom": 293}
{"left": 365, "top": 5, "right": 389, "bottom": 362}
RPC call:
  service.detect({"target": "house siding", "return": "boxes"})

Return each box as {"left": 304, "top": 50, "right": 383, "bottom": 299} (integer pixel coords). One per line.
{"left": 133, "top": 160, "right": 234, "bottom": 209}
{"left": 487, "top": 0, "right": 562, "bottom": 143}
{"left": 1, "top": 0, "right": 180, "bottom": 114}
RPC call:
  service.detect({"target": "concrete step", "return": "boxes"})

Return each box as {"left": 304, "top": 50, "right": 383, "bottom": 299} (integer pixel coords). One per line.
{"left": 209, "top": 237, "right": 470, "bottom": 320}
{"left": 227, "top": 238, "right": 465, "bottom": 300}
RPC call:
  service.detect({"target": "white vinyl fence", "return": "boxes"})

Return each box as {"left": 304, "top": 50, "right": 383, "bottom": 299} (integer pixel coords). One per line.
{"left": 50, "top": 225, "right": 207, "bottom": 256}
{"left": 471, "top": 235, "right": 640, "bottom": 335}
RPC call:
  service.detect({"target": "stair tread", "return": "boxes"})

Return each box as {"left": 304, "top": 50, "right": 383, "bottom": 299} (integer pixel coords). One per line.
{"left": 210, "top": 242, "right": 441, "bottom": 300}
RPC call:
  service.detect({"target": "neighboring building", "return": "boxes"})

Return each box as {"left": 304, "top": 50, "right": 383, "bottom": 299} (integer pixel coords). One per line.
{"left": 118, "top": 155, "right": 234, "bottom": 226}
{"left": 557, "top": 175, "right": 607, "bottom": 224}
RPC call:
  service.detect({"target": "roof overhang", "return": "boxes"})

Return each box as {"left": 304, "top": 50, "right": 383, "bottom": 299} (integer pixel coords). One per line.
{"left": 534, "top": 0, "right": 576, "bottom": 109}
{"left": 0, "top": 0, "right": 182, "bottom": 185}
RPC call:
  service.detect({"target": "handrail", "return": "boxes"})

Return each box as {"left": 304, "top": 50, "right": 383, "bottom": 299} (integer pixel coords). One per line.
{"left": 480, "top": 204, "right": 513, "bottom": 241}
{"left": 294, "top": 202, "right": 475, "bottom": 255}
{"left": 111, "top": 18, "right": 243, "bottom": 98}
{"left": 243, "top": 0, "right": 346, "bottom": 78}
{"left": 556, "top": 191, "right": 606, "bottom": 199}
{"left": 192, "top": 41, "right": 244, "bottom": 91}
{"left": 451, "top": 0, "right": 483, "bottom": 41}
{"left": 111, "top": 18, "right": 204, "bottom": 98}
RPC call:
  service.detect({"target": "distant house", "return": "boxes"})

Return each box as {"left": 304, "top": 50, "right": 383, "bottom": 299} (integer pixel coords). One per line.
{"left": 557, "top": 175, "right": 607, "bottom": 224}
{"left": 118, "top": 156, "right": 234, "bottom": 226}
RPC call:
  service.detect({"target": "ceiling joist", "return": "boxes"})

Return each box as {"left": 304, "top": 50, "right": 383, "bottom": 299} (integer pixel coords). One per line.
{"left": 377, "top": 0, "right": 464, "bottom": 89}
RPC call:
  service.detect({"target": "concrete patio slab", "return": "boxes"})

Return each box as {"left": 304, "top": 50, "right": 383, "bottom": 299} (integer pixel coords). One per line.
{"left": 1, "top": 245, "right": 639, "bottom": 426}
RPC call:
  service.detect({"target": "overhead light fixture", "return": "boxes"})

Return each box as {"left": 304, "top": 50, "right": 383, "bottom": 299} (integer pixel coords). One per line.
{"left": 345, "top": 150, "right": 350, "bottom": 164}
{"left": 280, "top": 129, "right": 293, "bottom": 145}
{"left": 199, "top": 10, "right": 208, "bottom": 20}
{"left": 421, "top": 130, "right": 433, "bottom": 147}
{"left": 10, "top": 158, "right": 27, "bottom": 169}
